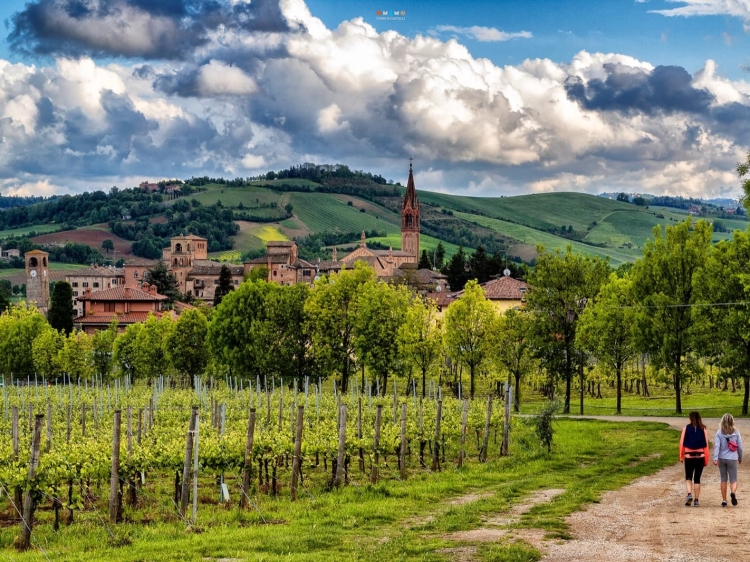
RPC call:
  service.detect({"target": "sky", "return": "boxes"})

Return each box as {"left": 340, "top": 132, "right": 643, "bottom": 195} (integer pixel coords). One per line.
{"left": 2, "top": 0, "right": 750, "bottom": 199}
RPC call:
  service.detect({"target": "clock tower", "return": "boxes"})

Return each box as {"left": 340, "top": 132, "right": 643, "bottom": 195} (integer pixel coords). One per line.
{"left": 25, "top": 249, "right": 50, "bottom": 314}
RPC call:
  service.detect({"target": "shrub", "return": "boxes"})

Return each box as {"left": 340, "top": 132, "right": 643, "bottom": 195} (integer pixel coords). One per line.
{"left": 534, "top": 399, "right": 559, "bottom": 453}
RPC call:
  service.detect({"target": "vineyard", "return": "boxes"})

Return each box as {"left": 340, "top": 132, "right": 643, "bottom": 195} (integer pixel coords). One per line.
{"left": 0, "top": 375, "right": 514, "bottom": 557}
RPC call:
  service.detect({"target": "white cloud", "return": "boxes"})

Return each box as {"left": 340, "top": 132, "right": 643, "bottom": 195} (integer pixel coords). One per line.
{"left": 435, "top": 25, "right": 533, "bottom": 42}
{"left": 650, "top": 0, "right": 750, "bottom": 29}
{"left": 195, "top": 60, "right": 259, "bottom": 97}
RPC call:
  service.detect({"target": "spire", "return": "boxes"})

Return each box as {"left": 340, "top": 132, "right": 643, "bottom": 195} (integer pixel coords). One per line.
{"left": 404, "top": 158, "right": 418, "bottom": 209}
{"left": 332, "top": 246, "right": 338, "bottom": 261}
{"left": 360, "top": 230, "right": 366, "bottom": 247}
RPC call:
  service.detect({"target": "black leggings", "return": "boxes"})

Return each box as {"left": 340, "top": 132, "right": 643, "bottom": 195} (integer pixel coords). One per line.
{"left": 685, "top": 457, "right": 704, "bottom": 483}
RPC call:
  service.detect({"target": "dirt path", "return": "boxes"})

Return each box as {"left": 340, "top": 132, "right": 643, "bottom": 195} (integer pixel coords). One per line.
{"left": 539, "top": 416, "right": 750, "bottom": 562}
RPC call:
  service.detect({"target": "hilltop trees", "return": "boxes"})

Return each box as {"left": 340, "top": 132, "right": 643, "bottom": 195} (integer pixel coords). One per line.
{"left": 631, "top": 218, "right": 711, "bottom": 414}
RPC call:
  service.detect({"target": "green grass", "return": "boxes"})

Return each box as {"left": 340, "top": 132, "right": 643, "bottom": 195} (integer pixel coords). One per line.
{"left": 0, "top": 224, "right": 62, "bottom": 239}
{"left": 181, "top": 186, "right": 284, "bottom": 209}
{"left": 288, "top": 193, "right": 401, "bottom": 234}
{"left": 367, "top": 233, "right": 464, "bottom": 258}
{"left": 0, "top": 263, "right": 91, "bottom": 279}
{"left": 453, "top": 211, "right": 638, "bottom": 266}
{"left": 0, "top": 419, "right": 676, "bottom": 561}
{"left": 248, "top": 179, "right": 321, "bottom": 188}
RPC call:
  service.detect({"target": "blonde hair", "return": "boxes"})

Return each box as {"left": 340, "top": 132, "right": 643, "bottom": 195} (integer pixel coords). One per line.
{"left": 721, "top": 413, "right": 735, "bottom": 435}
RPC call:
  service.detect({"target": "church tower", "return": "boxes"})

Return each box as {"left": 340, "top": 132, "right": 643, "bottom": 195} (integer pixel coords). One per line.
{"left": 25, "top": 249, "right": 50, "bottom": 314}
{"left": 401, "top": 161, "right": 420, "bottom": 262}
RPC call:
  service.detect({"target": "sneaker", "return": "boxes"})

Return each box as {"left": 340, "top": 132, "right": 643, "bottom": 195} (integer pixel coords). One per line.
{"left": 722, "top": 501, "right": 728, "bottom": 507}
{"left": 693, "top": 499, "right": 700, "bottom": 507}
{"left": 685, "top": 494, "right": 693, "bottom": 506}
{"left": 731, "top": 492, "right": 738, "bottom": 506}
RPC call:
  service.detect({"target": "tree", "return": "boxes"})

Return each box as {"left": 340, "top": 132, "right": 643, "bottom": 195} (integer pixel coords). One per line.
{"left": 399, "top": 296, "right": 443, "bottom": 398}
{"left": 167, "top": 308, "right": 209, "bottom": 385}
{"left": 32, "top": 326, "right": 65, "bottom": 381}
{"left": 493, "top": 308, "right": 535, "bottom": 412}
{"left": 267, "top": 283, "right": 313, "bottom": 386}
{"left": 213, "top": 265, "right": 234, "bottom": 307}
{"left": 305, "top": 262, "right": 375, "bottom": 392}
{"left": 354, "top": 281, "right": 410, "bottom": 394}
{"left": 468, "top": 245, "right": 491, "bottom": 283}
{"left": 93, "top": 321, "right": 118, "bottom": 380}
{"left": 526, "top": 246, "right": 610, "bottom": 414}
{"left": 134, "top": 314, "right": 174, "bottom": 380}
{"left": 0, "top": 292, "right": 8, "bottom": 314}
{"left": 444, "top": 280, "right": 496, "bottom": 398}
{"left": 113, "top": 323, "right": 143, "bottom": 380}
{"left": 144, "top": 261, "right": 180, "bottom": 303}
{"left": 102, "top": 239, "right": 115, "bottom": 256}
{"left": 616, "top": 192, "right": 629, "bottom": 202}
{"left": 246, "top": 266, "right": 269, "bottom": 283}
{"left": 418, "top": 250, "right": 432, "bottom": 270}
{"left": 434, "top": 242, "right": 446, "bottom": 270}
{"left": 631, "top": 218, "right": 711, "bottom": 414}
{"left": 444, "top": 245, "right": 468, "bottom": 291}
{"left": 0, "top": 280, "right": 12, "bottom": 300}
{"left": 578, "top": 274, "right": 638, "bottom": 414}
{"left": 48, "top": 281, "right": 74, "bottom": 335}
{"left": 693, "top": 230, "right": 750, "bottom": 414}
{"left": 59, "top": 331, "right": 95, "bottom": 382}
{"left": 0, "top": 304, "right": 48, "bottom": 377}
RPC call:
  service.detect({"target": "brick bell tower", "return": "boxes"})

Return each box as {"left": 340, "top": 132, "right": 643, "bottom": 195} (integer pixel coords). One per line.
{"left": 401, "top": 160, "right": 420, "bottom": 263}
{"left": 25, "top": 249, "right": 50, "bottom": 314}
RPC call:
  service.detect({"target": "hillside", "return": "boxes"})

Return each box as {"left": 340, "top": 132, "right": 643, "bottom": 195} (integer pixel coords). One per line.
{"left": 1, "top": 170, "right": 746, "bottom": 268}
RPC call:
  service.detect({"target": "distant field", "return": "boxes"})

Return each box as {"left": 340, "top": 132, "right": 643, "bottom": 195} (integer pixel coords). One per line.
{"left": 0, "top": 224, "right": 61, "bottom": 239}
{"left": 0, "top": 263, "right": 91, "bottom": 285}
{"left": 287, "top": 192, "right": 401, "bottom": 234}
{"left": 367, "top": 233, "right": 463, "bottom": 258}
{"left": 182, "top": 186, "right": 284, "bottom": 209}
{"left": 31, "top": 227, "right": 133, "bottom": 256}
{"left": 453, "top": 211, "right": 638, "bottom": 266}
{"left": 232, "top": 222, "right": 290, "bottom": 254}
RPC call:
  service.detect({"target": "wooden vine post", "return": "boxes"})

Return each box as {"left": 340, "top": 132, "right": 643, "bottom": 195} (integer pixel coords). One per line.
{"left": 18, "top": 414, "right": 44, "bottom": 551}
{"left": 480, "top": 395, "right": 492, "bottom": 462}
{"left": 431, "top": 400, "right": 442, "bottom": 471}
{"left": 371, "top": 405, "right": 382, "bottom": 484}
{"left": 291, "top": 406, "right": 304, "bottom": 501}
{"left": 459, "top": 398, "right": 468, "bottom": 468}
{"left": 501, "top": 385, "right": 512, "bottom": 456}
{"left": 12, "top": 406, "right": 22, "bottom": 508}
{"left": 179, "top": 406, "right": 198, "bottom": 518}
{"left": 241, "top": 408, "right": 256, "bottom": 508}
{"left": 399, "top": 403, "right": 407, "bottom": 480}
{"left": 109, "top": 410, "right": 121, "bottom": 524}
{"left": 335, "top": 404, "right": 347, "bottom": 487}
{"left": 46, "top": 403, "right": 52, "bottom": 452}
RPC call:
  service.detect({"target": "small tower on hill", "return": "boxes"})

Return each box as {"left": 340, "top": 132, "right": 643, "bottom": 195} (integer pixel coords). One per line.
{"left": 25, "top": 249, "right": 50, "bottom": 314}
{"left": 401, "top": 160, "right": 420, "bottom": 261}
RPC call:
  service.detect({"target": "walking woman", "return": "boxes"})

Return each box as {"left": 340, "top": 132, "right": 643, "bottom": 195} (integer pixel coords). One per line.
{"left": 714, "top": 413, "right": 743, "bottom": 507}
{"left": 679, "top": 411, "right": 710, "bottom": 506}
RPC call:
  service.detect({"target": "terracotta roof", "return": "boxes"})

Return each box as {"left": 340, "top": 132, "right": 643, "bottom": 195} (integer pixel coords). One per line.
{"left": 66, "top": 267, "right": 122, "bottom": 278}
{"left": 426, "top": 291, "right": 459, "bottom": 308}
{"left": 392, "top": 268, "right": 447, "bottom": 285}
{"left": 188, "top": 261, "right": 244, "bottom": 276}
{"left": 289, "top": 258, "right": 316, "bottom": 269}
{"left": 25, "top": 249, "right": 48, "bottom": 255}
{"left": 77, "top": 286, "right": 168, "bottom": 301}
{"left": 73, "top": 312, "right": 158, "bottom": 324}
{"left": 316, "top": 261, "right": 342, "bottom": 272}
{"left": 244, "top": 255, "right": 290, "bottom": 265}
{"left": 267, "top": 241, "right": 296, "bottom": 247}
{"left": 477, "top": 277, "right": 528, "bottom": 300}
{"left": 124, "top": 258, "right": 158, "bottom": 266}
{"left": 372, "top": 249, "right": 414, "bottom": 258}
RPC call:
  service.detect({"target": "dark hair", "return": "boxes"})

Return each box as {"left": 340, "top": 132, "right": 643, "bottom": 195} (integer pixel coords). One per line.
{"left": 689, "top": 411, "right": 706, "bottom": 430}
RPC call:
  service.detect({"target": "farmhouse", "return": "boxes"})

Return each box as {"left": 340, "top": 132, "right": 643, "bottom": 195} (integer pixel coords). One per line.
{"left": 65, "top": 265, "right": 125, "bottom": 317}
{"left": 0, "top": 247, "right": 20, "bottom": 260}
{"left": 73, "top": 283, "right": 169, "bottom": 334}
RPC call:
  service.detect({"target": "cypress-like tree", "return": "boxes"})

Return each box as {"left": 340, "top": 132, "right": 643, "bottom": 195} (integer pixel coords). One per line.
{"left": 213, "top": 265, "right": 234, "bottom": 307}
{"left": 418, "top": 250, "right": 432, "bottom": 270}
{"left": 434, "top": 242, "right": 446, "bottom": 270}
{"left": 145, "top": 261, "right": 181, "bottom": 302}
{"left": 443, "top": 246, "right": 468, "bottom": 291}
{"left": 48, "top": 281, "right": 74, "bottom": 334}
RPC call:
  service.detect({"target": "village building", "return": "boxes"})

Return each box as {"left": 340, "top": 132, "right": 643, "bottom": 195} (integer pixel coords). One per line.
{"left": 124, "top": 257, "right": 157, "bottom": 285}
{"left": 65, "top": 265, "right": 125, "bottom": 317}
{"left": 72, "top": 283, "right": 169, "bottom": 334}
{"left": 186, "top": 261, "right": 244, "bottom": 301}
{"left": 428, "top": 274, "right": 527, "bottom": 315}
{"left": 0, "top": 247, "right": 20, "bottom": 260}
{"left": 243, "top": 241, "right": 318, "bottom": 285}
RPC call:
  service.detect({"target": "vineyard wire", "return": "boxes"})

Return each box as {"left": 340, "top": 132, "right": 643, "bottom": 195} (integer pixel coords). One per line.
{"left": 0, "top": 481, "right": 51, "bottom": 562}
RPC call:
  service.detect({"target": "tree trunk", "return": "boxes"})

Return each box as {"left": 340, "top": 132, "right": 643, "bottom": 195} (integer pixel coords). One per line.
{"left": 743, "top": 374, "right": 750, "bottom": 416}
{"left": 616, "top": 364, "right": 622, "bottom": 415}
{"left": 470, "top": 364, "right": 475, "bottom": 400}
{"left": 564, "top": 350, "right": 572, "bottom": 414}
{"left": 674, "top": 357, "right": 682, "bottom": 414}
{"left": 422, "top": 366, "right": 427, "bottom": 399}
{"left": 514, "top": 373, "right": 521, "bottom": 412}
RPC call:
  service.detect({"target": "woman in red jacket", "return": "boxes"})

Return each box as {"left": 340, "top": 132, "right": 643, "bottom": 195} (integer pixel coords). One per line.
{"left": 679, "top": 411, "right": 710, "bottom": 507}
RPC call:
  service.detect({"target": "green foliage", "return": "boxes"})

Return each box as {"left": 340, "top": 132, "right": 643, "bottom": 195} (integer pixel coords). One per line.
{"left": 444, "top": 280, "right": 496, "bottom": 398}
{"left": 534, "top": 399, "right": 559, "bottom": 453}
{"left": 31, "top": 325, "right": 65, "bottom": 381}
{"left": 434, "top": 242, "right": 446, "bottom": 269}
{"left": 444, "top": 245, "right": 468, "bottom": 291}
{"left": 213, "top": 265, "right": 234, "bottom": 307}
{"left": 399, "top": 296, "right": 443, "bottom": 398}
{"left": 101, "top": 239, "right": 115, "bottom": 254}
{"left": 0, "top": 304, "right": 48, "bottom": 376}
{"left": 631, "top": 218, "right": 712, "bottom": 413}
{"left": 59, "top": 331, "right": 95, "bottom": 381}
{"left": 144, "top": 261, "right": 180, "bottom": 303}
{"left": 167, "top": 308, "right": 209, "bottom": 383}
{"left": 246, "top": 265, "right": 269, "bottom": 282}
{"left": 48, "top": 280, "right": 74, "bottom": 334}
{"left": 493, "top": 309, "right": 535, "bottom": 412}
{"left": 92, "top": 321, "right": 118, "bottom": 380}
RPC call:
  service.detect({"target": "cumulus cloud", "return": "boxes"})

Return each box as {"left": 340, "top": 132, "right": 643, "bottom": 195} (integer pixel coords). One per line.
{"left": 1, "top": 0, "right": 750, "bottom": 199}
{"left": 650, "top": 0, "right": 750, "bottom": 30}
{"left": 434, "top": 26, "right": 533, "bottom": 42}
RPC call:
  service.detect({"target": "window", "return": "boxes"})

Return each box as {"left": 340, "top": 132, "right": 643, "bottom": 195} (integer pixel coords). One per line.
{"left": 234, "top": 280, "right": 239, "bottom": 285}
{"left": 83, "top": 282, "right": 89, "bottom": 288}
{"left": 214, "top": 279, "right": 219, "bottom": 285}
{"left": 104, "top": 303, "right": 115, "bottom": 312}
{"left": 73, "top": 291, "right": 78, "bottom": 297}
{"left": 93, "top": 282, "right": 99, "bottom": 288}
{"left": 303, "top": 270, "right": 311, "bottom": 277}
{"left": 273, "top": 270, "right": 278, "bottom": 277}
{"left": 72, "top": 282, "right": 78, "bottom": 287}
{"left": 134, "top": 271, "right": 139, "bottom": 279}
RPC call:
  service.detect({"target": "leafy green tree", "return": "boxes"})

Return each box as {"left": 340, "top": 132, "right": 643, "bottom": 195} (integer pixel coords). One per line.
{"left": 144, "top": 261, "right": 180, "bottom": 303}
{"left": 578, "top": 274, "right": 638, "bottom": 414}
{"left": 631, "top": 218, "right": 711, "bottom": 414}
{"left": 246, "top": 266, "right": 269, "bottom": 283}
{"left": 167, "top": 308, "right": 209, "bottom": 385}
{"left": 526, "top": 246, "right": 610, "bottom": 413}
{"left": 444, "top": 245, "right": 468, "bottom": 291}
{"left": 493, "top": 308, "right": 535, "bottom": 412}
{"left": 134, "top": 314, "right": 175, "bottom": 379}
{"left": 693, "top": 230, "right": 750, "bottom": 414}
{"left": 354, "top": 281, "right": 410, "bottom": 394}
{"left": 93, "top": 321, "right": 118, "bottom": 380}
{"left": 0, "top": 280, "right": 12, "bottom": 299}
{"left": 48, "top": 281, "right": 74, "bottom": 335}
{"left": 305, "top": 262, "right": 375, "bottom": 392}
{"left": 59, "top": 331, "right": 95, "bottom": 382}
{"left": 444, "top": 280, "right": 496, "bottom": 398}
{"left": 0, "top": 292, "right": 8, "bottom": 314}
{"left": 0, "top": 304, "right": 48, "bottom": 377}
{"left": 32, "top": 326, "right": 65, "bottom": 381}
{"left": 434, "top": 242, "right": 446, "bottom": 270}
{"left": 399, "top": 296, "right": 443, "bottom": 398}
{"left": 213, "top": 265, "right": 234, "bottom": 307}
{"left": 267, "top": 283, "right": 313, "bottom": 386}
{"left": 102, "top": 239, "right": 115, "bottom": 256}
{"left": 113, "top": 323, "right": 143, "bottom": 380}
{"left": 418, "top": 250, "right": 433, "bottom": 270}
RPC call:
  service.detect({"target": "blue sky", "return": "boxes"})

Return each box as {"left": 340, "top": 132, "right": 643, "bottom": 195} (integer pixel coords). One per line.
{"left": 1, "top": 0, "right": 750, "bottom": 199}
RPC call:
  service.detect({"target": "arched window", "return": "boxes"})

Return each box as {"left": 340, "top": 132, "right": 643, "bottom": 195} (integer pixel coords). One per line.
{"left": 180, "top": 258, "right": 184, "bottom": 266}
{"left": 175, "top": 243, "right": 183, "bottom": 253}
{"left": 29, "top": 257, "right": 38, "bottom": 267}
{"left": 174, "top": 258, "right": 178, "bottom": 266}
{"left": 187, "top": 244, "right": 190, "bottom": 252}
{"left": 134, "top": 271, "right": 139, "bottom": 279}
{"left": 42, "top": 258, "right": 47, "bottom": 267}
